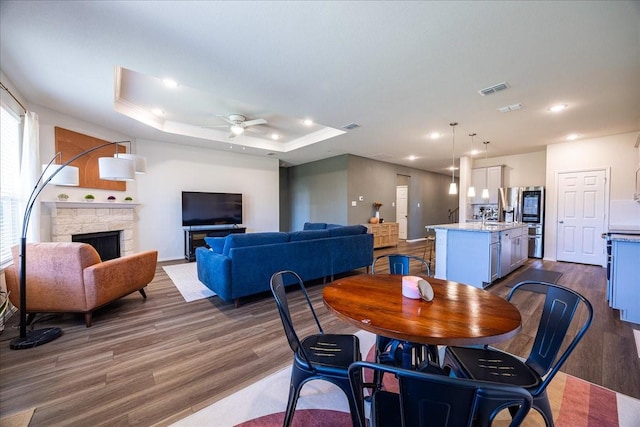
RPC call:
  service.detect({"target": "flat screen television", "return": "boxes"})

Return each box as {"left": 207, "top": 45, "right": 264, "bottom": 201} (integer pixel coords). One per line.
{"left": 181, "top": 191, "right": 243, "bottom": 227}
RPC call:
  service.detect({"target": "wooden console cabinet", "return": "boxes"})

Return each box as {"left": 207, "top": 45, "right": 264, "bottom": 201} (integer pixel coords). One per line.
{"left": 365, "top": 222, "right": 399, "bottom": 249}
{"left": 184, "top": 227, "right": 246, "bottom": 261}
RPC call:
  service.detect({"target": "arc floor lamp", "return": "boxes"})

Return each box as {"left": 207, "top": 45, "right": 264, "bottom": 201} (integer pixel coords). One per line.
{"left": 10, "top": 141, "right": 146, "bottom": 350}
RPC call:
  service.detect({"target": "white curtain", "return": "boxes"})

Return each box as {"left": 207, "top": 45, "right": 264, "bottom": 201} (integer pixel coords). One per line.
{"left": 19, "top": 111, "right": 40, "bottom": 242}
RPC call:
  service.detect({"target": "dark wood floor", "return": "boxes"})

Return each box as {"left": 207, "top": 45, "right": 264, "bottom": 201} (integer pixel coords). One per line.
{"left": 0, "top": 240, "right": 638, "bottom": 426}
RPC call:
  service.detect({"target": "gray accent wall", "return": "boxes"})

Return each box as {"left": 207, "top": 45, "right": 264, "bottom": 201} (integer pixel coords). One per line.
{"left": 285, "top": 154, "right": 457, "bottom": 239}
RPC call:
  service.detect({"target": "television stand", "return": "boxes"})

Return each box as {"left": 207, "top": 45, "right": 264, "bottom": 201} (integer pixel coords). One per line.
{"left": 184, "top": 226, "right": 246, "bottom": 262}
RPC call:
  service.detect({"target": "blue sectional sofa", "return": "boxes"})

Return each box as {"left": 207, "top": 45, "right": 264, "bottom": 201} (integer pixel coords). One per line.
{"left": 196, "top": 223, "right": 374, "bottom": 305}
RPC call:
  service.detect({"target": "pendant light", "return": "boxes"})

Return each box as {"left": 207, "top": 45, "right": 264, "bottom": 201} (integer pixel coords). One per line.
{"left": 448, "top": 122, "right": 458, "bottom": 195}
{"left": 481, "top": 141, "right": 490, "bottom": 199}
{"left": 467, "top": 133, "right": 477, "bottom": 198}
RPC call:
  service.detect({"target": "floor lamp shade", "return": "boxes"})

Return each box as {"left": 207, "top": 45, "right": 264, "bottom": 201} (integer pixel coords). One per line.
{"left": 98, "top": 157, "right": 135, "bottom": 181}
{"left": 114, "top": 153, "right": 147, "bottom": 174}
{"left": 41, "top": 164, "right": 80, "bottom": 186}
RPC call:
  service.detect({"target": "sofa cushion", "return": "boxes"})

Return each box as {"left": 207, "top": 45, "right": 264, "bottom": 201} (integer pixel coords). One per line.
{"left": 204, "top": 237, "right": 225, "bottom": 253}
{"left": 222, "top": 232, "right": 289, "bottom": 256}
{"left": 288, "top": 229, "right": 331, "bottom": 242}
{"left": 303, "top": 222, "right": 327, "bottom": 230}
{"left": 326, "top": 223, "right": 343, "bottom": 229}
{"left": 328, "top": 224, "right": 367, "bottom": 237}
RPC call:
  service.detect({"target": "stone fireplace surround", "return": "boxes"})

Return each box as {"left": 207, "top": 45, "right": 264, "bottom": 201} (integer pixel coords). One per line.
{"left": 43, "top": 202, "right": 139, "bottom": 257}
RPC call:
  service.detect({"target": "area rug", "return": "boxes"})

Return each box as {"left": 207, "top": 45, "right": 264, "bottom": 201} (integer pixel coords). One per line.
{"left": 503, "top": 267, "right": 563, "bottom": 292}
{"left": 171, "top": 331, "right": 640, "bottom": 427}
{"left": 163, "top": 262, "right": 215, "bottom": 302}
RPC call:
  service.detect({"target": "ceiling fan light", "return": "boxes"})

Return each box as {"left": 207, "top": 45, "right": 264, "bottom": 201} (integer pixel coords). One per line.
{"left": 230, "top": 124, "right": 245, "bottom": 135}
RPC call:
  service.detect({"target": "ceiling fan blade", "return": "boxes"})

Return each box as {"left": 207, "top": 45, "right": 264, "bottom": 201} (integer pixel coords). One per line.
{"left": 243, "top": 118, "right": 267, "bottom": 127}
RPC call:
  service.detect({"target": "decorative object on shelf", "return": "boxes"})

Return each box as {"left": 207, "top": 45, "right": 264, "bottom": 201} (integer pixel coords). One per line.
{"left": 107, "top": 195, "right": 116, "bottom": 202}
{"left": 372, "top": 201, "right": 383, "bottom": 219}
{"left": 124, "top": 196, "right": 133, "bottom": 202}
{"left": 84, "top": 194, "right": 95, "bottom": 202}
{"left": 57, "top": 193, "right": 69, "bottom": 201}
{"left": 467, "top": 133, "right": 477, "bottom": 198}
{"left": 10, "top": 139, "right": 147, "bottom": 350}
{"left": 481, "top": 141, "right": 490, "bottom": 199}
{"left": 449, "top": 122, "right": 458, "bottom": 195}
{"left": 369, "top": 216, "right": 379, "bottom": 224}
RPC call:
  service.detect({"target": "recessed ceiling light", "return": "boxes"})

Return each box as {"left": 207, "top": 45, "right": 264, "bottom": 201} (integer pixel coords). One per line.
{"left": 151, "top": 108, "right": 164, "bottom": 116}
{"left": 409, "top": 155, "right": 417, "bottom": 161}
{"left": 303, "top": 118, "right": 313, "bottom": 126}
{"left": 566, "top": 133, "right": 579, "bottom": 140}
{"left": 448, "top": 166, "right": 459, "bottom": 171}
{"left": 162, "top": 78, "right": 178, "bottom": 88}
{"left": 548, "top": 104, "right": 568, "bottom": 112}
{"left": 271, "top": 133, "right": 280, "bottom": 140}
{"left": 430, "top": 132, "right": 441, "bottom": 139}
{"left": 470, "top": 149, "right": 479, "bottom": 155}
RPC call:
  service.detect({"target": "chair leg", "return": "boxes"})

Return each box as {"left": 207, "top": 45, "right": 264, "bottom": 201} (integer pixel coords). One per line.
{"left": 284, "top": 366, "right": 306, "bottom": 427}
{"left": 139, "top": 288, "right": 147, "bottom": 298}
{"left": 84, "top": 312, "right": 92, "bottom": 327}
{"left": 532, "top": 391, "right": 554, "bottom": 427}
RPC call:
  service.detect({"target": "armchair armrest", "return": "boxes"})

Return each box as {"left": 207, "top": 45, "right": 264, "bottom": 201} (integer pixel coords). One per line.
{"left": 83, "top": 250, "right": 158, "bottom": 308}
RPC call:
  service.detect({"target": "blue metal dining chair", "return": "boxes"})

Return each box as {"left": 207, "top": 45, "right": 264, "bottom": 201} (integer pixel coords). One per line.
{"left": 370, "top": 254, "right": 438, "bottom": 386}
{"left": 349, "top": 361, "right": 533, "bottom": 427}
{"left": 442, "top": 281, "right": 593, "bottom": 427}
{"left": 270, "top": 270, "right": 361, "bottom": 427}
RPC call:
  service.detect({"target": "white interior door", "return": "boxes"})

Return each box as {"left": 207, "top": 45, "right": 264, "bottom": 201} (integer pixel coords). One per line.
{"left": 396, "top": 185, "right": 408, "bottom": 239}
{"left": 556, "top": 170, "right": 606, "bottom": 266}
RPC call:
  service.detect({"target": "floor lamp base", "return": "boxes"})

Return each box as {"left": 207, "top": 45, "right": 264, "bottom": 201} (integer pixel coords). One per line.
{"left": 10, "top": 327, "right": 63, "bottom": 350}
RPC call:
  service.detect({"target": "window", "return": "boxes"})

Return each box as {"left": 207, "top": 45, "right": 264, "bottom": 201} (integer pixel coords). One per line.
{"left": 1, "top": 102, "right": 21, "bottom": 266}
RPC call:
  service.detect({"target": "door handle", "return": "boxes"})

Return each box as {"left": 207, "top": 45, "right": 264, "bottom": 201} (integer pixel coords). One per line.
{"left": 559, "top": 220, "right": 564, "bottom": 224}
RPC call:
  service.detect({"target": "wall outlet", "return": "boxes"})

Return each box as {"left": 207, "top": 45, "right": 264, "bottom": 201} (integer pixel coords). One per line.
{"left": 392, "top": 202, "right": 395, "bottom": 207}
{"left": 351, "top": 201, "right": 357, "bottom": 206}
{"left": 417, "top": 202, "right": 421, "bottom": 207}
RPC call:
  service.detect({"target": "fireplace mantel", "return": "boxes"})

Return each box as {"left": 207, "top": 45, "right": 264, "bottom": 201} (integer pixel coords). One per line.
{"left": 43, "top": 201, "right": 140, "bottom": 209}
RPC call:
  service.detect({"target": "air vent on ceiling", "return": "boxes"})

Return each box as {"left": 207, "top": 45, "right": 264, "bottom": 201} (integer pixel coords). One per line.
{"left": 478, "top": 81, "right": 509, "bottom": 96}
{"left": 342, "top": 123, "right": 360, "bottom": 130}
{"left": 498, "top": 103, "right": 523, "bottom": 113}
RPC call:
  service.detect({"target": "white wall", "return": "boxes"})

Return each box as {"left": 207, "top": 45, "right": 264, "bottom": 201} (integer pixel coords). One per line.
{"left": 33, "top": 105, "right": 280, "bottom": 262}
{"left": 136, "top": 139, "right": 279, "bottom": 260}
{"left": 545, "top": 131, "right": 640, "bottom": 261}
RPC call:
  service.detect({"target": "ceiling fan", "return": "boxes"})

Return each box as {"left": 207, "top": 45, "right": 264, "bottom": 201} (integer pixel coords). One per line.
{"left": 208, "top": 114, "right": 268, "bottom": 138}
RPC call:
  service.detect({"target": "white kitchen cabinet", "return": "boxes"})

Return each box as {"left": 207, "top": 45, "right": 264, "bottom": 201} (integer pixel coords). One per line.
{"left": 499, "top": 225, "right": 527, "bottom": 278}
{"left": 470, "top": 166, "right": 503, "bottom": 204}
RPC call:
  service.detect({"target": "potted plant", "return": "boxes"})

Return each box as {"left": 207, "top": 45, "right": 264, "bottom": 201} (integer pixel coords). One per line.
{"left": 84, "top": 194, "right": 95, "bottom": 202}
{"left": 107, "top": 195, "right": 116, "bottom": 202}
{"left": 57, "top": 193, "right": 69, "bottom": 201}
{"left": 124, "top": 196, "right": 133, "bottom": 203}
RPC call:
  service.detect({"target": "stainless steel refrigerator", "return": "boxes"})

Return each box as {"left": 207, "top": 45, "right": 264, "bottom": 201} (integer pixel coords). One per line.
{"left": 498, "top": 186, "right": 545, "bottom": 258}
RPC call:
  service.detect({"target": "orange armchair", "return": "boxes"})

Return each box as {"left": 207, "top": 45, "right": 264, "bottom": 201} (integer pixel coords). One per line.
{"left": 5, "top": 242, "right": 158, "bottom": 327}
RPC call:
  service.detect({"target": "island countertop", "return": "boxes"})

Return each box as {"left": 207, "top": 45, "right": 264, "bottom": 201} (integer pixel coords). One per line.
{"left": 425, "top": 222, "right": 527, "bottom": 233}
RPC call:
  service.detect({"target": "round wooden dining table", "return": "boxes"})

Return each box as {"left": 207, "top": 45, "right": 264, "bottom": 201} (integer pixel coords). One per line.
{"left": 323, "top": 274, "right": 522, "bottom": 367}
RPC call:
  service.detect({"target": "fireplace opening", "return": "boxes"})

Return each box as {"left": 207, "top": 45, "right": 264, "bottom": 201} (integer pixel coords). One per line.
{"left": 72, "top": 231, "right": 121, "bottom": 261}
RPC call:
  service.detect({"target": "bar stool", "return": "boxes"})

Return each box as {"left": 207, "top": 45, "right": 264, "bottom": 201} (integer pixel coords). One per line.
{"left": 423, "top": 231, "right": 436, "bottom": 276}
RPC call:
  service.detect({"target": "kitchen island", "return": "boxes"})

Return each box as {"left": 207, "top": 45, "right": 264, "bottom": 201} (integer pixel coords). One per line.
{"left": 604, "top": 229, "right": 640, "bottom": 325}
{"left": 426, "top": 222, "right": 528, "bottom": 288}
